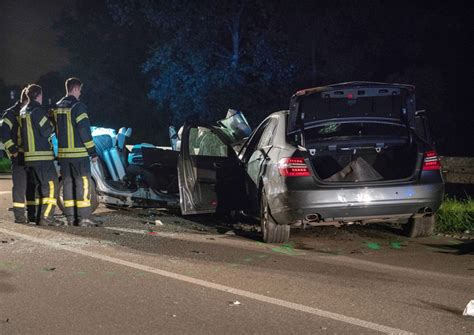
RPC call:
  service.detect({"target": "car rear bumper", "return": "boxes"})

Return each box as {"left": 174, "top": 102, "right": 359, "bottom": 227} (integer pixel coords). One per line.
{"left": 268, "top": 182, "right": 445, "bottom": 225}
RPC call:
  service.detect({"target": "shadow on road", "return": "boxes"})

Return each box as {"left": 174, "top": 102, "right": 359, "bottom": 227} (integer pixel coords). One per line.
{"left": 422, "top": 241, "right": 474, "bottom": 255}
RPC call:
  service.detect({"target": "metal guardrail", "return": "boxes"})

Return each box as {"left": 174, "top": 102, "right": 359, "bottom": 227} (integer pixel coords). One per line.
{"left": 440, "top": 156, "right": 474, "bottom": 184}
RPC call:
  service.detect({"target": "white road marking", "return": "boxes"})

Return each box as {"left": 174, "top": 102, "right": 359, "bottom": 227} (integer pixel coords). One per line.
{"left": 0, "top": 191, "right": 12, "bottom": 195}
{"left": 0, "top": 227, "right": 412, "bottom": 335}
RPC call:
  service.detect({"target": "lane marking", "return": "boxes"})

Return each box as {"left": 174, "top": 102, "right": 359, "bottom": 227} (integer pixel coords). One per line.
{"left": 0, "top": 191, "right": 12, "bottom": 195}
{"left": 0, "top": 227, "right": 412, "bottom": 335}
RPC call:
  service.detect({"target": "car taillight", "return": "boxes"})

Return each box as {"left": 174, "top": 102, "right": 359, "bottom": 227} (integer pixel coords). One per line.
{"left": 278, "top": 157, "right": 311, "bottom": 177}
{"left": 423, "top": 150, "right": 441, "bottom": 171}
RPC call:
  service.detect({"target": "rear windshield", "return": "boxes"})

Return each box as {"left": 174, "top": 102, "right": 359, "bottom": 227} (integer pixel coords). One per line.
{"left": 304, "top": 122, "right": 407, "bottom": 140}
{"left": 300, "top": 92, "right": 405, "bottom": 123}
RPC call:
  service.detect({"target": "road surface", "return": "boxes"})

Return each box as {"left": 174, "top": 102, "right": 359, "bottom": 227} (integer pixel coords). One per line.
{"left": 0, "top": 175, "right": 473, "bottom": 334}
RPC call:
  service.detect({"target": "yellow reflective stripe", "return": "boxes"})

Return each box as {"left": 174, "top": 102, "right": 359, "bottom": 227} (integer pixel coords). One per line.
{"left": 76, "top": 200, "right": 91, "bottom": 208}
{"left": 13, "top": 202, "right": 26, "bottom": 208}
{"left": 76, "top": 113, "right": 88, "bottom": 123}
{"left": 27, "top": 199, "right": 40, "bottom": 206}
{"left": 24, "top": 155, "right": 55, "bottom": 162}
{"left": 83, "top": 176, "right": 89, "bottom": 202}
{"left": 64, "top": 200, "right": 75, "bottom": 207}
{"left": 42, "top": 198, "right": 57, "bottom": 205}
{"left": 84, "top": 140, "right": 95, "bottom": 149}
{"left": 54, "top": 108, "right": 71, "bottom": 114}
{"left": 26, "top": 114, "right": 35, "bottom": 152}
{"left": 24, "top": 151, "right": 54, "bottom": 156}
{"left": 3, "top": 118, "right": 13, "bottom": 129}
{"left": 57, "top": 152, "right": 89, "bottom": 158}
{"left": 39, "top": 116, "right": 48, "bottom": 127}
{"left": 58, "top": 147, "right": 87, "bottom": 153}
{"left": 43, "top": 181, "right": 55, "bottom": 217}
{"left": 66, "top": 111, "right": 75, "bottom": 149}
{"left": 24, "top": 151, "right": 55, "bottom": 161}
{"left": 4, "top": 139, "right": 14, "bottom": 149}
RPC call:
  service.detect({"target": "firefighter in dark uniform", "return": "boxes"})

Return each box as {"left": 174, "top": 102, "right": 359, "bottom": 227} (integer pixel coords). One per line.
{"left": 20, "top": 84, "right": 62, "bottom": 226}
{"left": 52, "top": 78, "right": 99, "bottom": 226}
{"left": 0, "top": 88, "right": 38, "bottom": 223}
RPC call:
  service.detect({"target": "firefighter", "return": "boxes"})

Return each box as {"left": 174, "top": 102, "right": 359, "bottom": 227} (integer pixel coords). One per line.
{"left": 19, "top": 84, "right": 62, "bottom": 226}
{"left": 0, "top": 88, "right": 39, "bottom": 223}
{"left": 52, "top": 78, "right": 99, "bottom": 227}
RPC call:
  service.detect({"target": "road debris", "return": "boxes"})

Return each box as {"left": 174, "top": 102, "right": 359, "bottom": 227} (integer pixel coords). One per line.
{"left": 191, "top": 250, "right": 205, "bottom": 255}
{"left": 463, "top": 300, "right": 474, "bottom": 317}
{"left": 154, "top": 220, "right": 164, "bottom": 226}
{"left": 225, "top": 230, "right": 236, "bottom": 236}
{"left": 365, "top": 242, "right": 381, "bottom": 250}
{"left": 41, "top": 267, "right": 56, "bottom": 272}
{"left": 229, "top": 300, "right": 241, "bottom": 306}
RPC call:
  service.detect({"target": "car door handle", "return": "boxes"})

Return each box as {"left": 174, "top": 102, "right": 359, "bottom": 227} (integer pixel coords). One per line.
{"left": 213, "top": 162, "right": 222, "bottom": 168}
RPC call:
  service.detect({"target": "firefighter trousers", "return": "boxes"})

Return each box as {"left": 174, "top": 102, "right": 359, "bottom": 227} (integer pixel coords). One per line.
{"left": 11, "top": 156, "right": 38, "bottom": 221}
{"left": 60, "top": 159, "right": 92, "bottom": 222}
{"left": 29, "top": 162, "right": 59, "bottom": 221}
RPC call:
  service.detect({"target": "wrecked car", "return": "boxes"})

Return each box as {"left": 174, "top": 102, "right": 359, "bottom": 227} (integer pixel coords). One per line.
{"left": 179, "top": 82, "right": 444, "bottom": 243}
{"left": 55, "top": 110, "right": 251, "bottom": 214}
{"left": 57, "top": 82, "right": 444, "bottom": 244}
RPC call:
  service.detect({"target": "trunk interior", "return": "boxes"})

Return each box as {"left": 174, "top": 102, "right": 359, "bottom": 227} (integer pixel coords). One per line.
{"left": 307, "top": 138, "right": 419, "bottom": 183}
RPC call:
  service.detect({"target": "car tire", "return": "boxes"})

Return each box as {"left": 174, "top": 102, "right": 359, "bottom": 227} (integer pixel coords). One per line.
{"left": 404, "top": 215, "right": 435, "bottom": 238}
{"left": 260, "top": 189, "right": 290, "bottom": 243}
{"left": 57, "top": 179, "right": 99, "bottom": 215}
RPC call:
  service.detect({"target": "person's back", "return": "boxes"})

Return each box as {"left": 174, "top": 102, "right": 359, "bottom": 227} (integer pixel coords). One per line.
{"left": 52, "top": 77, "right": 98, "bottom": 227}
{"left": 54, "top": 94, "right": 95, "bottom": 160}
{"left": 20, "top": 97, "right": 54, "bottom": 165}
{"left": 19, "top": 84, "right": 61, "bottom": 226}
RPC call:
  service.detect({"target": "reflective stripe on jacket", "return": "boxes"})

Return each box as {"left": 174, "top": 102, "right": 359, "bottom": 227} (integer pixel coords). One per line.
{"left": 19, "top": 101, "right": 54, "bottom": 164}
{"left": 0, "top": 100, "right": 23, "bottom": 158}
{"left": 52, "top": 96, "right": 96, "bottom": 160}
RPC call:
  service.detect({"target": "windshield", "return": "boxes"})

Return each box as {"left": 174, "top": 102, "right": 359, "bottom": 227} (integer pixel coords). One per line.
{"left": 217, "top": 110, "right": 252, "bottom": 143}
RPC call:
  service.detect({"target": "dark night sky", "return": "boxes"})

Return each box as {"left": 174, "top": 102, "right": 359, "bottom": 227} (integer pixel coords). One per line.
{"left": 0, "top": 0, "right": 72, "bottom": 85}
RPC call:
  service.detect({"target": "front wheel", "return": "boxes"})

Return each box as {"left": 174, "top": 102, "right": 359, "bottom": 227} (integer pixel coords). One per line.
{"left": 403, "top": 215, "right": 435, "bottom": 238}
{"left": 260, "top": 189, "right": 290, "bottom": 243}
{"left": 57, "top": 178, "right": 99, "bottom": 215}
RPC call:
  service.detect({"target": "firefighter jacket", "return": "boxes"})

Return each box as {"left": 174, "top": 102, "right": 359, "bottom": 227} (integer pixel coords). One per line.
{"left": 19, "top": 101, "right": 55, "bottom": 164}
{"left": 0, "top": 100, "right": 22, "bottom": 158}
{"left": 52, "top": 96, "right": 96, "bottom": 160}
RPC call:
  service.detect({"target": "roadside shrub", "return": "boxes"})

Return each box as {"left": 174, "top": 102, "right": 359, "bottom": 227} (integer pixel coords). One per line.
{"left": 0, "top": 157, "right": 11, "bottom": 173}
{"left": 436, "top": 196, "right": 474, "bottom": 234}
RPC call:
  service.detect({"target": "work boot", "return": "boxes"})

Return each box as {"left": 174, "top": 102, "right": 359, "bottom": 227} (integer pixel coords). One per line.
{"left": 14, "top": 216, "right": 28, "bottom": 224}
{"left": 77, "top": 218, "right": 101, "bottom": 227}
{"left": 37, "top": 217, "right": 65, "bottom": 227}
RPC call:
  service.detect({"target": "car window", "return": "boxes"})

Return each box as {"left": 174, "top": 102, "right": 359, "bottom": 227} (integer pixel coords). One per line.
{"left": 188, "top": 127, "right": 228, "bottom": 157}
{"left": 258, "top": 118, "right": 278, "bottom": 148}
{"left": 240, "top": 119, "right": 270, "bottom": 161}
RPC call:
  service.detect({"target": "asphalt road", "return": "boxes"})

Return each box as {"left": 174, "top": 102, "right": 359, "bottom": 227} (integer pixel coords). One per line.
{"left": 0, "top": 175, "right": 473, "bottom": 334}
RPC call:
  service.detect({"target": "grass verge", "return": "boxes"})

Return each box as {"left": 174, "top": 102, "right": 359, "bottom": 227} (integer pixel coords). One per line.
{"left": 436, "top": 196, "right": 474, "bottom": 234}
{"left": 0, "top": 157, "right": 11, "bottom": 173}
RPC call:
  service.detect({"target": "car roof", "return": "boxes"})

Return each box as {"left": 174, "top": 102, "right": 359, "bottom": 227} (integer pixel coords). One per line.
{"left": 294, "top": 81, "right": 415, "bottom": 97}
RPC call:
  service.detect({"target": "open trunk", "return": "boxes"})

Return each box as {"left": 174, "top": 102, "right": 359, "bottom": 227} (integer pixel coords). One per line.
{"left": 288, "top": 82, "right": 424, "bottom": 184}
{"left": 306, "top": 136, "right": 420, "bottom": 183}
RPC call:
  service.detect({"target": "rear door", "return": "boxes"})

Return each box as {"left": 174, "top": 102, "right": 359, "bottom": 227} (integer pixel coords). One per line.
{"left": 178, "top": 124, "right": 246, "bottom": 215}
{"left": 244, "top": 117, "right": 279, "bottom": 214}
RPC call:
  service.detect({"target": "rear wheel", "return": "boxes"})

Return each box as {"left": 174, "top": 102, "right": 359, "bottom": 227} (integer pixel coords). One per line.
{"left": 260, "top": 189, "right": 290, "bottom": 243}
{"left": 403, "top": 215, "right": 435, "bottom": 238}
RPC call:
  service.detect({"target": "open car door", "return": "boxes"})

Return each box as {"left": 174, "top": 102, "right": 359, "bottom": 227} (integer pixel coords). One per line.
{"left": 178, "top": 123, "right": 247, "bottom": 215}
